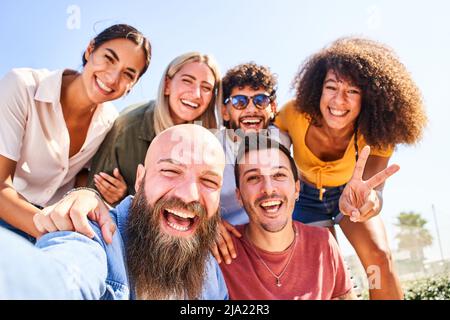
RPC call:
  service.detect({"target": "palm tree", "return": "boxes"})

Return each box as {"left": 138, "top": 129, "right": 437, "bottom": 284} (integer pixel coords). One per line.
{"left": 395, "top": 212, "right": 433, "bottom": 264}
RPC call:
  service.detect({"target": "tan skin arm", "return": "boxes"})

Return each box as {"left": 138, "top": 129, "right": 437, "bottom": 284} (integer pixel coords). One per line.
{"left": 0, "top": 155, "right": 43, "bottom": 237}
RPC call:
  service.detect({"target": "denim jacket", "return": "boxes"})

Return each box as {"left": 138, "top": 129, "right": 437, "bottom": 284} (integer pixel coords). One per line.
{"left": 35, "top": 196, "right": 229, "bottom": 300}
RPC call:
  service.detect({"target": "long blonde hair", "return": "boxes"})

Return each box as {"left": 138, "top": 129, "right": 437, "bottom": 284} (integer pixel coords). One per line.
{"left": 153, "top": 52, "right": 222, "bottom": 134}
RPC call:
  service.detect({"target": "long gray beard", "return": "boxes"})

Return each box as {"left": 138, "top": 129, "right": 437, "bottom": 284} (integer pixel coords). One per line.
{"left": 125, "top": 186, "right": 219, "bottom": 300}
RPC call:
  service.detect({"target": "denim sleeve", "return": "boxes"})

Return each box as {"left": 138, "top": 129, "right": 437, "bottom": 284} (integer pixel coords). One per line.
{"left": 0, "top": 226, "right": 105, "bottom": 299}
{"left": 200, "top": 254, "right": 229, "bottom": 300}
{"left": 34, "top": 227, "right": 109, "bottom": 300}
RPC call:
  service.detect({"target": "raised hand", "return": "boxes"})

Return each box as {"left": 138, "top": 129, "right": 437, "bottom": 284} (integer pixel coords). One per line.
{"left": 339, "top": 146, "right": 400, "bottom": 223}
{"left": 33, "top": 189, "right": 116, "bottom": 244}
{"left": 94, "top": 168, "right": 128, "bottom": 205}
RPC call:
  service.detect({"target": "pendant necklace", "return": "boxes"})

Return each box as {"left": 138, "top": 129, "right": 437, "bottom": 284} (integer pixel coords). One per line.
{"left": 246, "top": 226, "right": 298, "bottom": 287}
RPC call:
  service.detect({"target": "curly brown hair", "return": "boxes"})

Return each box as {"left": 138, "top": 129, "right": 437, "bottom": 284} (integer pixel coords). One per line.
{"left": 222, "top": 62, "right": 278, "bottom": 103}
{"left": 293, "top": 37, "right": 427, "bottom": 149}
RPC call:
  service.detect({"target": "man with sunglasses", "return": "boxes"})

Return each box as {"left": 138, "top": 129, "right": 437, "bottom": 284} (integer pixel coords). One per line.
{"left": 212, "top": 63, "right": 290, "bottom": 264}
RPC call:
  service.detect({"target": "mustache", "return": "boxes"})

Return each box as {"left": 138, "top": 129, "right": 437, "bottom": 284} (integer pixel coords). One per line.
{"left": 238, "top": 115, "right": 265, "bottom": 127}
{"left": 155, "top": 196, "right": 207, "bottom": 219}
{"left": 239, "top": 115, "right": 264, "bottom": 121}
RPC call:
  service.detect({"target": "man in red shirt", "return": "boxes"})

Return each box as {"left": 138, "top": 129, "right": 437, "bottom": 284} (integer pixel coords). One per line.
{"left": 219, "top": 134, "right": 356, "bottom": 299}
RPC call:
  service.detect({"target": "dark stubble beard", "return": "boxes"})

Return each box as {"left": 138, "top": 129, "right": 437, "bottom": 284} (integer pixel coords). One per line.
{"left": 125, "top": 181, "right": 220, "bottom": 300}
{"left": 242, "top": 193, "right": 289, "bottom": 233}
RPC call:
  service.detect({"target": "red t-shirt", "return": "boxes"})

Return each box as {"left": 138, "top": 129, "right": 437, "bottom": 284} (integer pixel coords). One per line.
{"left": 220, "top": 221, "right": 353, "bottom": 300}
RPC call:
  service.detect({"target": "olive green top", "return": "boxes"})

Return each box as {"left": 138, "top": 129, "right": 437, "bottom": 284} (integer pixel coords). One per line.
{"left": 87, "top": 100, "right": 156, "bottom": 204}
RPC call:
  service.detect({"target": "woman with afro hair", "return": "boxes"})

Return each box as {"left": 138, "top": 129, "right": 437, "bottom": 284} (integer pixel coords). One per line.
{"left": 275, "top": 37, "right": 427, "bottom": 299}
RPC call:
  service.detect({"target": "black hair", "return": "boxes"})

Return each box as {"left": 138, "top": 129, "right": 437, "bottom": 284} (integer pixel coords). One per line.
{"left": 222, "top": 62, "right": 277, "bottom": 104}
{"left": 82, "top": 24, "right": 151, "bottom": 78}
{"left": 234, "top": 134, "right": 298, "bottom": 189}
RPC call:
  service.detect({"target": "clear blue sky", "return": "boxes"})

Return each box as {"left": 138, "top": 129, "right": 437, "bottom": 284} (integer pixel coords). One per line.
{"left": 1, "top": 0, "right": 449, "bottom": 260}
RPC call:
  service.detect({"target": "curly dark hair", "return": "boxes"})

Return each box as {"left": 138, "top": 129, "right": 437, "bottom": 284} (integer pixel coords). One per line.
{"left": 293, "top": 37, "right": 427, "bottom": 149}
{"left": 222, "top": 62, "right": 278, "bottom": 103}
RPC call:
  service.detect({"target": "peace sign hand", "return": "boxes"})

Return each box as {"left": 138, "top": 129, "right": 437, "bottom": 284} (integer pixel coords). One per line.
{"left": 339, "top": 146, "right": 400, "bottom": 223}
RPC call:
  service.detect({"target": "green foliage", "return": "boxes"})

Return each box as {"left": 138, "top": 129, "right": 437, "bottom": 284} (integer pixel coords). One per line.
{"left": 396, "top": 212, "right": 429, "bottom": 228}
{"left": 395, "top": 211, "right": 433, "bottom": 262}
{"left": 404, "top": 275, "right": 450, "bottom": 300}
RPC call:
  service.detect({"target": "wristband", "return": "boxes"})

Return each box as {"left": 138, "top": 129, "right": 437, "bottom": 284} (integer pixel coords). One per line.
{"left": 64, "top": 187, "right": 103, "bottom": 201}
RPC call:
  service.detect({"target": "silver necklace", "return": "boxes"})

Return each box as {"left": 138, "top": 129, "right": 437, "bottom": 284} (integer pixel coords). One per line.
{"left": 246, "top": 226, "right": 298, "bottom": 287}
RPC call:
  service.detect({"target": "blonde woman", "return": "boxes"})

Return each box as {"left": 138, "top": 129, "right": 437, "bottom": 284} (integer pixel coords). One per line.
{"left": 87, "top": 52, "right": 222, "bottom": 204}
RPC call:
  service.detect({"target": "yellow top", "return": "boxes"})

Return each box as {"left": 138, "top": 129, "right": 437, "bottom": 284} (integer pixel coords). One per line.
{"left": 275, "top": 100, "right": 392, "bottom": 193}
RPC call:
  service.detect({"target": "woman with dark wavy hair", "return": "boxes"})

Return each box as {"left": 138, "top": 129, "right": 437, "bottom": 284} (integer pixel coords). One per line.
{"left": 275, "top": 37, "right": 427, "bottom": 299}
{"left": 0, "top": 24, "right": 151, "bottom": 242}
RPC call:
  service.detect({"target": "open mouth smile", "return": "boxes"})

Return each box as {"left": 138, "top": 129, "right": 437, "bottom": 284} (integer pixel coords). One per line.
{"left": 259, "top": 199, "right": 283, "bottom": 214}
{"left": 240, "top": 116, "right": 264, "bottom": 129}
{"left": 95, "top": 76, "right": 114, "bottom": 95}
{"left": 328, "top": 107, "right": 350, "bottom": 117}
{"left": 162, "top": 207, "right": 199, "bottom": 235}
{"left": 181, "top": 99, "right": 200, "bottom": 109}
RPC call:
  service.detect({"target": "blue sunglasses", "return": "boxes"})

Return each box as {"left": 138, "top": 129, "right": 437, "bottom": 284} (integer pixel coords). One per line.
{"left": 224, "top": 93, "right": 272, "bottom": 110}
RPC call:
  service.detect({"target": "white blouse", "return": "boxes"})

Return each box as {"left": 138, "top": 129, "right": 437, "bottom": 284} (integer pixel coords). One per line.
{"left": 0, "top": 68, "right": 118, "bottom": 206}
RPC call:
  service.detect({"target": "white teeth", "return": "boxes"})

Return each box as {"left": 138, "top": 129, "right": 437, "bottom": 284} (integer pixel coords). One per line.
{"left": 96, "top": 77, "right": 113, "bottom": 93}
{"left": 260, "top": 200, "right": 282, "bottom": 213}
{"left": 167, "top": 221, "right": 189, "bottom": 232}
{"left": 166, "top": 208, "right": 195, "bottom": 219}
{"left": 242, "top": 119, "right": 262, "bottom": 124}
{"left": 329, "top": 108, "right": 348, "bottom": 116}
{"left": 181, "top": 99, "right": 199, "bottom": 108}
{"left": 260, "top": 200, "right": 282, "bottom": 207}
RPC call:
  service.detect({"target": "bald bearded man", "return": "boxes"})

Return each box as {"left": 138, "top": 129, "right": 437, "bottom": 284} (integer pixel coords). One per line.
{"left": 0, "top": 124, "right": 228, "bottom": 300}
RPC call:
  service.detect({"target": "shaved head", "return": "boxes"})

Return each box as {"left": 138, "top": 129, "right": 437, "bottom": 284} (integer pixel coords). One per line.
{"left": 127, "top": 124, "right": 225, "bottom": 299}
{"left": 144, "top": 124, "right": 225, "bottom": 168}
